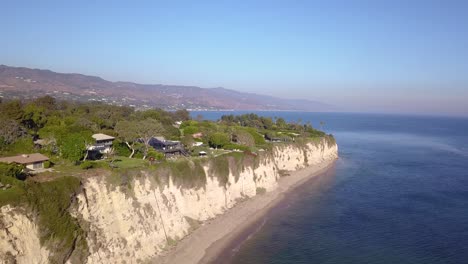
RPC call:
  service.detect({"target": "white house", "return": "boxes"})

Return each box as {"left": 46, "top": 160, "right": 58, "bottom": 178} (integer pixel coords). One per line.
{"left": 88, "top": 133, "right": 115, "bottom": 154}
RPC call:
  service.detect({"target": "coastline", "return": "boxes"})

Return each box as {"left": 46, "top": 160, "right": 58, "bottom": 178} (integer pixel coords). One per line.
{"left": 156, "top": 157, "right": 338, "bottom": 264}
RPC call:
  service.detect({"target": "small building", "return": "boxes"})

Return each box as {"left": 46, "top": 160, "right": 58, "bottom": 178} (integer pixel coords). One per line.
{"left": 264, "top": 133, "right": 282, "bottom": 142}
{"left": 88, "top": 133, "right": 115, "bottom": 154}
{"left": 192, "top": 141, "right": 203, "bottom": 147}
{"left": 0, "top": 153, "right": 49, "bottom": 171}
{"left": 149, "top": 136, "right": 187, "bottom": 157}
{"left": 192, "top": 132, "right": 203, "bottom": 139}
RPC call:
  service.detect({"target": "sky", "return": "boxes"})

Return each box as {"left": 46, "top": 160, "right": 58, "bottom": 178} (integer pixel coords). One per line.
{"left": 2, "top": 0, "right": 468, "bottom": 115}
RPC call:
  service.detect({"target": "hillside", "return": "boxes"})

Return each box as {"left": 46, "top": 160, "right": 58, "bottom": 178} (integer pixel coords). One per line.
{"left": 0, "top": 65, "right": 331, "bottom": 111}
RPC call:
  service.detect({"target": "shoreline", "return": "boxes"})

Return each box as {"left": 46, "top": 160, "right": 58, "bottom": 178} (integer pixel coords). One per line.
{"left": 156, "top": 157, "right": 337, "bottom": 264}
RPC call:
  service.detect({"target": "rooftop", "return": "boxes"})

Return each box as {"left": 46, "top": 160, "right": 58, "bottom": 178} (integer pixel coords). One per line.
{"left": 0, "top": 153, "right": 49, "bottom": 164}
{"left": 92, "top": 133, "right": 115, "bottom": 141}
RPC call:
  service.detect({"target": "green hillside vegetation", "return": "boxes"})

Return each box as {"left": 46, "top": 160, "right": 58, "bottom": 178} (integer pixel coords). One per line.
{"left": 0, "top": 96, "right": 334, "bottom": 186}
{"left": 0, "top": 97, "right": 334, "bottom": 259}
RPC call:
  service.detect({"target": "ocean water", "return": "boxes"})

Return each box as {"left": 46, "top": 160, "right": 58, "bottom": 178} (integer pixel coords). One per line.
{"left": 192, "top": 111, "right": 468, "bottom": 264}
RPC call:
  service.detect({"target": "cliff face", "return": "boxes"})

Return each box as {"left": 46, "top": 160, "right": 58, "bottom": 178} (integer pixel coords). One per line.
{"left": 0, "top": 206, "right": 50, "bottom": 264}
{"left": 0, "top": 140, "right": 337, "bottom": 264}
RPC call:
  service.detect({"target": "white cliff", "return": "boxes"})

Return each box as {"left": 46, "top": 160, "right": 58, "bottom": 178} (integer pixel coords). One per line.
{"left": 0, "top": 206, "right": 50, "bottom": 264}
{"left": 0, "top": 140, "right": 338, "bottom": 264}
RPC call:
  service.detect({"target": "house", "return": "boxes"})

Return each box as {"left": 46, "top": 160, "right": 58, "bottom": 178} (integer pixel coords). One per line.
{"left": 149, "top": 136, "right": 187, "bottom": 157}
{"left": 192, "top": 132, "right": 203, "bottom": 139}
{"left": 192, "top": 141, "right": 203, "bottom": 147}
{"left": 264, "top": 133, "right": 282, "bottom": 142}
{"left": 88, "top": 133, "right": 115, "bottom": 154}
{"left": 0, "top": 153, "right": 49, "bottom": 171}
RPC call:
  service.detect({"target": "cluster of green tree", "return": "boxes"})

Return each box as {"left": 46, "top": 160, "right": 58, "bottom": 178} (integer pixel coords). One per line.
{"left": 1, "top": 96, "right": 330, "bottom": 169}
{"left": 220, "top": 113, "right": 327, "bottom": 139}
{"left": 179, "top": 119, "right": 267, "bottom": 151}
{"left": 0, "top": 96, "right": 190, "bottom": 162}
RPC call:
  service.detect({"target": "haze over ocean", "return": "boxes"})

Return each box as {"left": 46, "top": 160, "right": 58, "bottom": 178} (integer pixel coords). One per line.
{"left": 3, "top": 1, "right": 468, "bottom": 115}
{"left": 194, "top": 111, "right": 468, "bottom": 264}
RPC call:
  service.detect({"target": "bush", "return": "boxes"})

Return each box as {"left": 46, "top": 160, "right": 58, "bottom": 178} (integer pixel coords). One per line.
{"left": 80, "top": 161, "right": 94, "bottom": 170}
{"left": 25, "top": 176, "right": 88, "bottom": 263}
{"left": 222, "top": 144, "right": 250, "bottom": 151}
{"left": 0, "top": 162, "right": 25, "bottom": 179}
{"left": 113, "top": 140, "right": 131, "bottom": 157}
{"left": 183, "top": 126, "right": 200, "bottom": 135}
{"left": 208, "top": 132, "right": 230, "bottom": 149}
{"left": 43, "top": 160, "right": 52, "bottom": 168}
{"left": 2, "top": 137, "right": 35, "bottom": 155}
{"left": 147, "top": 149, "right": 165, "bottom": 161}
{"left": 244, "top": 127, "right": 266, "bottom": 145}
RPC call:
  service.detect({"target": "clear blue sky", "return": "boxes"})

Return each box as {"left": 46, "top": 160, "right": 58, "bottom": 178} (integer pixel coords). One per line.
{"left": 2, "top": 0, "right": 468, "bottom": 115}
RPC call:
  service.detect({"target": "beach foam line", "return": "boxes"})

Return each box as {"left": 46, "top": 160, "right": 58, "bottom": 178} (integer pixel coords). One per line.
{"left": 155, "top": 158, "right": 337, "bottom": 264}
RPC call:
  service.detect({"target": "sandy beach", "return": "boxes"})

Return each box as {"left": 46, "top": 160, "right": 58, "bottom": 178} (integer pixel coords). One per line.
{"left": 156, "top": 158, "right": 337, "bottom": 264}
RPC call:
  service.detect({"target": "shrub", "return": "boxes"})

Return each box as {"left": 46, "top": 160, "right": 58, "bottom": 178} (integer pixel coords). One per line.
{"left": 243, "top": 127, "right": 266, "bottom": 145}
{"left": 208, "top": 132, "right": 230, "bottom": 149}
{"left": 43, "top": 160, "right": 52, "bottom": 168}
{"left": 113, "top": 140, "right": 132, "bottom": 157}
{"left": 183, "top": 126, "right": 200, "bottom": 135}
{"left": 0, "top": 162, "right": 25, "bottom": 179}
{"left": 80, "top": 161, "right": 94, "bottom": 170}
{"left": 2, "top": 137, "right": 35, "bottom": 155}
{"left": 222, "top": 144, "right": 250, "bottom": 151}
{"left": 147, "top": 149, "right": 165, "bottom": 161}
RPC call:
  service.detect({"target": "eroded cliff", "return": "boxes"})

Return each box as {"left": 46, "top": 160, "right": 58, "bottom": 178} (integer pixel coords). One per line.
{"left": 0, "top": 139, "right": 337, "bottom": 264}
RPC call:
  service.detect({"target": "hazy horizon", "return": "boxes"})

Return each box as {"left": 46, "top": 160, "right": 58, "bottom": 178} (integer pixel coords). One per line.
{"left": 2, "top": 1, "right": 468, "bottom": 116}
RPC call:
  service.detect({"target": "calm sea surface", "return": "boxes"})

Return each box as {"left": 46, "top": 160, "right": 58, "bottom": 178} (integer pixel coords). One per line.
{"left": 192, "top": 111, "right": 468, "bottom": 264}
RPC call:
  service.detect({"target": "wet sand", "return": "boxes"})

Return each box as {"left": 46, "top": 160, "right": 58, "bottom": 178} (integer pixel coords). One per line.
{"left": 156, "top": 158, "right": 337, "bottom": 264}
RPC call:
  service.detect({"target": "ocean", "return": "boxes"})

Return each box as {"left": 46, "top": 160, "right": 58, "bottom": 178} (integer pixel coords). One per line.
{"left": 192, "top": 111, "right": 468, "bottom": 264}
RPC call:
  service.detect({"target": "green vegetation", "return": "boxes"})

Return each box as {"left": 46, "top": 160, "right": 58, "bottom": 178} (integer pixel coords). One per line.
{"left": 155, "top": 159, "right": 207, "bottom": 188}
{"left": 26, "top": 177, "right": 87, "bottom": 263}
{"left": 0, "top": 162, "right": 25, "bottom": 179}
{"left": 0, "top": 175, "right": 87, "bottom": 263}
{"left": 0, "top": 96, "right": 336, "bottom": 262}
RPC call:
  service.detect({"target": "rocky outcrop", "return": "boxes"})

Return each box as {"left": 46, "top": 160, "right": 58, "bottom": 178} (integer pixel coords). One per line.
{"left": 0, "top": 140, "right": 338, "bottom": 264}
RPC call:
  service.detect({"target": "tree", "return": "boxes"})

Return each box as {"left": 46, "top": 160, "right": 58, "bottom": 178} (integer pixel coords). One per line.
{"left": 115, "top": 120, "right": 138, "bottom": 158}
{"left": 233, "top": 130, "right": 255, "bottom": 147}
{"left": 22, "top": 103, "right": 47, "bottom": 134}
{"left": 33, "top": 95, "right": 57, "bottom": 111}
{"left": 115, "top": 119, "right": 165, "bottom": 159}
{"left": 59, "top": 132, "right": 93, "bottom": 163}
{"left": 209, "top": 132, "right": 230, "bottom": 149}
{"left": 173, "top": 109, "right": 190, "bottom": 121}
{"left": 0, "top": 119, "right": 25, "bottom": 146}
{"left": 134, "top": 119, "right": 165, "bottom": 160}
{"left": 276, "top": 118, "right": 287, "bottom": 129}
{"left": 180, "top": 134, "right": 195, "bottom": 151}
{"left": 0, "top": 100, "right": 24, "bottom": 121}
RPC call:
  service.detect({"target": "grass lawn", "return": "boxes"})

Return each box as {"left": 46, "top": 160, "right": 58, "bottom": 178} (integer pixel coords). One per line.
{"left": 109, "top": 156, "right": 149, "bottom": 169}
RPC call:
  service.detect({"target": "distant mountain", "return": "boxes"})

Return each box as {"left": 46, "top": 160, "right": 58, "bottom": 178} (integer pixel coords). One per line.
{"left": 0, "top": 65, "right": 332, "bottom": 111}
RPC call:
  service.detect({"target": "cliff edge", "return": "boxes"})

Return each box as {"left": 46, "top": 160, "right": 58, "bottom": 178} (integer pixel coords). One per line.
{"left": 0, "top": 139, "right": 338, "bottom": 264}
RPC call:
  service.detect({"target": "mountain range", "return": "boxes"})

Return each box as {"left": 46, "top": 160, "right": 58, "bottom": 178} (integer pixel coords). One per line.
{"left": 0, "top": 65, "right": 331, "bottom": 111}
